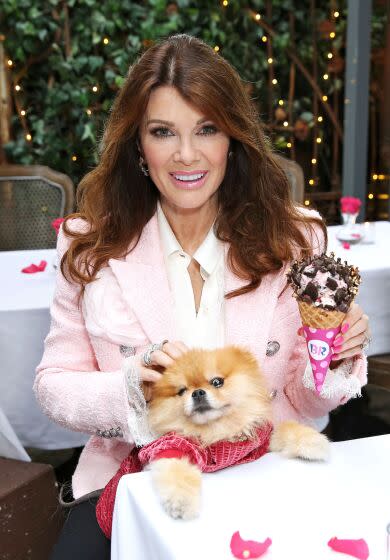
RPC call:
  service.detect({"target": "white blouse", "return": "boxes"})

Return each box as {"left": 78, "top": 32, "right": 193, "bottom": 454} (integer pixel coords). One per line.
{"left": 157, "top": 203, "right": 225, "bottom": 349}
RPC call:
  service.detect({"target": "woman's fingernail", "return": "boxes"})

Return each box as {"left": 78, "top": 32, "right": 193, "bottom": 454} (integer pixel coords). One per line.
{"left": 334, "top": 336, "right": 344, "bottom": 347}
{"left": 341, "top": 323, "right": 350, "bottom": 334}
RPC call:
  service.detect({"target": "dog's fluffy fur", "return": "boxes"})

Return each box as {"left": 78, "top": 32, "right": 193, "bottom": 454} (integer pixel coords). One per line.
{"left": 147, "top": 346, "right": 329, "bottom": 519}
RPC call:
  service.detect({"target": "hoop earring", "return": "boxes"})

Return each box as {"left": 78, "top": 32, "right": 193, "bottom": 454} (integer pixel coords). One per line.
{"left": 139, "top": 155, "right": 149, "bottom": 176}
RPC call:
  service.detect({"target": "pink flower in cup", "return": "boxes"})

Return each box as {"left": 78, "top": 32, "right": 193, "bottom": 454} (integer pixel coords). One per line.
{"left": 340, "top": 196, "right": 361, "bottom": 215}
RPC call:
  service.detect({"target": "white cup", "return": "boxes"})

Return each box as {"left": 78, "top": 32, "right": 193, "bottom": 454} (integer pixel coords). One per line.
{"left": 361, "top": 221, "right": 376, "bottom": 244}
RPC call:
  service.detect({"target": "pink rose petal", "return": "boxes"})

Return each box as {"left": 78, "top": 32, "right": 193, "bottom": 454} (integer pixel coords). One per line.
{"left": 230, "top": 531, "right": 272, "bottom": 559}
{"left": 328, "top": 537, "right": 369, "bottom": 560}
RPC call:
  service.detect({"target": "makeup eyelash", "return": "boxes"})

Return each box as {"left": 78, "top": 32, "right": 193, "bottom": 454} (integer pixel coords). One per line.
{"left": 149, "top": 125, "right": 218, "bottom": 138}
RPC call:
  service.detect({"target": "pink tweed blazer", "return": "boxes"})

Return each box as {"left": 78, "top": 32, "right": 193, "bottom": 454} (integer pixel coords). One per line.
{"left": 34, "top": 212, "right": 367, "bottom": 499}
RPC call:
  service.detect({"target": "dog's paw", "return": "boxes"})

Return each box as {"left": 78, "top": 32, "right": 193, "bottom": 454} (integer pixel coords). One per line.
{"left": 270, "top": 420, "right": 330, "bottom": 461}
{"left": 149, "top": 457, "right": 202, "bottom": 520}
{"left": 161, "top": 493, "right": 200, "bottom": 520}
{"left": 296, "top": 430, "right": 330, "bottom": 461}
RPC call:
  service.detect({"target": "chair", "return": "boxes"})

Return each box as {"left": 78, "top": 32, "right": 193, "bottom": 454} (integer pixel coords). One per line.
{"left": 367, "top": 354, "right": 390, "bottom": 390}
{"left": 0, "top": 457, "right": 64, "bottom": 560}
{"left": 273, "top": 153, "right": 305, "bottom": 204}
{"left": 0, "top": 165, "right": 75, "bottom": 251}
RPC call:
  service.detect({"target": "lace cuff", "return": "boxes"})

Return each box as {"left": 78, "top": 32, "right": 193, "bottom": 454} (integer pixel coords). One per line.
{"left": 302, "top": 358, "right": 362, "bottom": 400}
{"left": 122, "top": 357, "right": 155, "bottom": 446}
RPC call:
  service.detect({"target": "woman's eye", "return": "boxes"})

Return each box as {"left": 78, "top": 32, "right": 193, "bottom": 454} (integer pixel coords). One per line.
{"left": 150, "top": 127, "right": 173, "bottom": 138}
{"left": 210, "top": 377, "right": 224, "bottom": 388}
{"left": 177, "top": 387, "right": 187, "bottom": 396}
{"left": 199, "top": 125, "right": 218, "bottom": 136}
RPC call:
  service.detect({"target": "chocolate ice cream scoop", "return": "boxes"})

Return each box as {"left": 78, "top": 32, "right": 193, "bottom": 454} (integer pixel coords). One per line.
{"left": 287, "top": 252, "right": 361, "bottom": 312}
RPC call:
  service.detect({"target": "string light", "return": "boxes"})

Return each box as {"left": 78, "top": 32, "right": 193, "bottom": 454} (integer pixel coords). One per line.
{"left": 20, "top": 110, "right": 26, "bottom": 116}
{"left": 15, "top": 85, "right": 21, "bottom": 91}
{"left": 214, "top": 45, "right": 220, "bottom": 52}
{"left": 304, "top": 200, "right": 310, "bottom": 206}
{"left": 323, "top": 73, "right": 329, "bottom": 80}
{"left": 287, "top": 142, "right": 292, "bottom": 148}
{"left": 26, "top": 134, "right": 32, "bottom": 141}
{"left": 378, "top": 174, "right": 385, "bottom": 180}
{"left": 86, "top": 109, "right": 92, "bottom": 115}
{"left": 92, "top": 85, "right": 98, "bottom": 92}
{"left": 372, "top": 174, "right": 378, "bottom": 180}
{"left": 316, "top": 137, "right": 322, "bottom": 143}
{"left": 378, "top": 194, "right": 389, "bottom": 199}
{"left": 322, "top": 95, "right": 328, "bottom": 101}
{"left": 283, "top": 121, "right": 289, "bottom": 127}
{"left": 329, "top": 32, "right": 336, "bottom": 39}
{"left": 334, "top": 11, "right": 339, "bottom": 17}
{"left": 103, "top": 37, "right": 109, "bottom": 45}
{"left": 72, "top": 155, "right": 77, "bottom": 161}
{"left": 272, "top": 78, "right": 278, "bottom": 85}
{"left": 255, "top": 13, "right": 261, "bottom": 20}
{"left": 268, "top": 57, "right": 273, "bottom": 64}
{"left": 327, "top": 52, "right": 333, "bottom": 59}
{"left": 7, "top": 59, "right": 13, "bottom": 66}
{"left": 261, "top": 36, "right": 267, "bottom": 42}
{"left": 368, "top": 193, "right": 374, "bottom": 199}
{"left": 309, "top": 179, "right": 315, "bottom": 185}
{"left": 278, "top": 99, "right": 284, "bottom": 106}
{"left": 318, "top": 116, "right": 323, "bottom": 122}
{"left": 311, "top": 158, "right": 317, "bottom": 164}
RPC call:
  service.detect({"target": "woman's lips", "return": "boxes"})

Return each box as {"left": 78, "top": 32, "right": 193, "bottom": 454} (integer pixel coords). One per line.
{"left": 169, "top": 171, "right": 209, "bottom": 190}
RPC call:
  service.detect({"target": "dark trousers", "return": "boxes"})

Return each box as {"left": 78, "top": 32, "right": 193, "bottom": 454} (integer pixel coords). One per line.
{"left": 50, "top": 497, "right": 110, "bottom": 560}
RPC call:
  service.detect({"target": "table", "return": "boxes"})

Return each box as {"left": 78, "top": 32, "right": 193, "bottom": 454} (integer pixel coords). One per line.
{"left": 327, "top": 221, "right": 390, "bottom": 357}
{"left": 0, "top": 249, "right": 88, "bottom": 449}
{"left": 111, "top": 435, "right": 390, "bottom": 560}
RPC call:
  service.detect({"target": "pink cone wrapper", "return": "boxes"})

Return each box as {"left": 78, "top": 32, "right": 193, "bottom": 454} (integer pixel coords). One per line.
{"left": 303, "top": 325, "right": 342, "bottom": 393}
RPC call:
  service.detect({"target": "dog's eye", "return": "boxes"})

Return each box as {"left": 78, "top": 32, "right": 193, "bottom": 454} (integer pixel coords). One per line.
{"left": 210, "top": 377, "right": 224, "bottom": 388}
{"left": 177, "top": 387, "right": 187, "bottom": 396}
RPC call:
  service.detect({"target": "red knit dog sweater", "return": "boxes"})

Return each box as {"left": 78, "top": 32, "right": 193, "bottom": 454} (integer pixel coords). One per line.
{"left": 96, "top": 423, "right": 272, "bottom": 538}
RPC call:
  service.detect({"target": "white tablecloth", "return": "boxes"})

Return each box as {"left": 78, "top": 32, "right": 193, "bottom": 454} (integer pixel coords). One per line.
{"left": 327, "top": 221, "right": 390, "bottom": 356}
{"left": 111, "top": 435, "right": 390, "bottom": 560}
{"left": 0, "top": 249, "right": 88, "bottom": 449}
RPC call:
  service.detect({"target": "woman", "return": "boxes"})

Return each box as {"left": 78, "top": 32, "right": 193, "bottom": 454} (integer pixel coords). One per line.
{"left": 35, "top": 34, "right": 370, "bottom": 559}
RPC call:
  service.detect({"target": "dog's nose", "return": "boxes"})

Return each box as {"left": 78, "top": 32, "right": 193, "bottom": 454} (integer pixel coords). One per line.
{"left": 192, "top": 389, "right": 206, "bottom": 400}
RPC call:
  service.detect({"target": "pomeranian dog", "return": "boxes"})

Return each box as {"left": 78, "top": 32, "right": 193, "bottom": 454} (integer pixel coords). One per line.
{"left": 146, "top": 346, "right": 329, "bottom": 520}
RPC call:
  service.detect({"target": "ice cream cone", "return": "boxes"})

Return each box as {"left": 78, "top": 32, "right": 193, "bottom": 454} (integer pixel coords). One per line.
{"left": 287, "top": 252, "right": 361, "bottom": 394}
{"left": 298, "top": 301, "right": 346, "bottom": 393}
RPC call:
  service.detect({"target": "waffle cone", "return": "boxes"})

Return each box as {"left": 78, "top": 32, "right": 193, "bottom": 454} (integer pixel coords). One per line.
{"left": 298, "top": 301, "right": 346, "bottom": 329}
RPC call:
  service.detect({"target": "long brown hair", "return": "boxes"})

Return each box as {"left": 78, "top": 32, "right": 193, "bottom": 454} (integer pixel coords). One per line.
{"left": 62, "top": 33, "right": 326, "bottom": 298}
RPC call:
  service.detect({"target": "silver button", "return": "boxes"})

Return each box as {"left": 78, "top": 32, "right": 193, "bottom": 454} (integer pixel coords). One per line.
{"left": 266, "top": 341, "right": 280, "bottom": 356}
{"left": 120, "top": 345, "right": 136, "bottom": 357}
{"left": 269, "top": 389, "right": 278, "bottom": 400}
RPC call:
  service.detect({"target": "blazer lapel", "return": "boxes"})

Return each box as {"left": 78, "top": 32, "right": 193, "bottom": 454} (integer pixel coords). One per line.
{"left": 109, "top": 214, "right": 177, "bottom": 344}
{"left": 224, "top": 248, "right": 281, "bottom": 363}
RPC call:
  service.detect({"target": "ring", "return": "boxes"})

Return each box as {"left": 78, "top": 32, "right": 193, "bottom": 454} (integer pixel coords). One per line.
{"left": 361, "top": 335, "right": 372, "bottom": 351}
{"left": 142, "top": 340, "right": 169, "bottom": 367}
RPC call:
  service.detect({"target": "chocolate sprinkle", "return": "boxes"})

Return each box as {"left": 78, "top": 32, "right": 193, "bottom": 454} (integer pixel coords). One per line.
{"left": 326, "top": 277, "right": 338, "bottom": 291}
{"left": 303, "top": 281, "right": 319, "bottom": 301}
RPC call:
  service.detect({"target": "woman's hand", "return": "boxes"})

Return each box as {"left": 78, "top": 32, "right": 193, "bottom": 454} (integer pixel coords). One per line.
{"left": 330, "top": 303, "right": 370, "bottom": 362}
{"left": 137, "top": 341, "right": 189, "bottom": 399}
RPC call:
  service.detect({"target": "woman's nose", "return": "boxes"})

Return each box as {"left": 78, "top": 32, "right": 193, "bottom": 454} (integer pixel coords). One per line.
{"left": 174, "top": 137, "right": 200, "bottom": 165}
